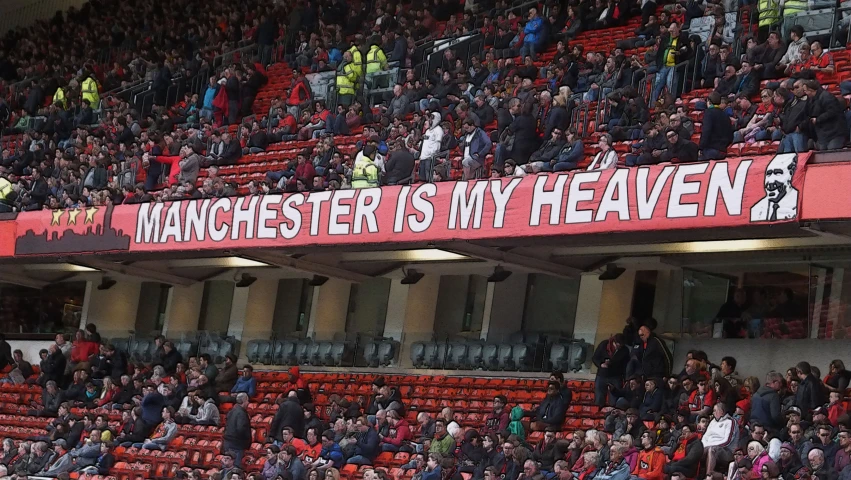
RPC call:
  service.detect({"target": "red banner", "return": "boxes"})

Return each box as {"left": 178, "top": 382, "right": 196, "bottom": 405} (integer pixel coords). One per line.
{"left": 5, "top": 153, "right": 810, "bottom": 257}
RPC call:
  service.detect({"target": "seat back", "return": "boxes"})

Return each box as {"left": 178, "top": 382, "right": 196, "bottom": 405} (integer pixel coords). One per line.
{"left": 482, "top": 344, "right": 499, "bottom": 370}
{"left": 410, "top": 342, "right": 427, "bottom": 367}
{"left": 278, "top": 340, "right": 296, "bottom": 365}
{"left": 377, "top": 341, "right": 395, "bottom": 366}
{"left": 549, "top": 343, "right": 569, "bottom": 371}
{"left": 566, "top": 340, "right": 590, "bottom": 372}
{"left": 446, "top": 342, "right": 468, "bottom": 369}
{"left": 257, "top": 340, "right": 272, "bottom": 364}
{"left": 246, "top": 340, "right": 262, "bottom": 363}
{"left": 329, "top": 342, "right": 347, "bottom": 366}
{"left": 497, "top": 344, "right": 513, "bottom": 370}
{"left": 422, "top": 342, "right": 440, "bottom": 368}
{"left": 512, "top": 343, "right": 532, "bottom": 371}
{"left": 295, "top": 341, "right": 311, "bottom": 365}
{"left": 317, "top": 342, "right": 333, "bottom": 365}
{"left": 362, "top": 341, "right": 379, "bottom": 367}
{"left": 467, "top": 342, "right": 484, "bottom": 369}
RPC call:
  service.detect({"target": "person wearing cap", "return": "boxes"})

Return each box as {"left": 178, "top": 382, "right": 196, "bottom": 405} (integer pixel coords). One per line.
{"left": 215, "top": 354, "right": 239, "bottom": 393}
{"left": 633, "top": 430, "right": 666, "bottom": 480}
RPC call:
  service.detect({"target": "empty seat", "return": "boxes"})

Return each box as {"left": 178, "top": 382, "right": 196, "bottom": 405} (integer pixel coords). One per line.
{"left": 482, "top": 344, "right": 499, "bottom": 370}
{"left": 445, "top": 343, "right": 468, "bottom": 369}
{"left": 410, "top": 342, "right": 427, "bottom": 368}
{"left": 295, "top": 341, "right": 311, "bottom": 365}
{"left": 275, "top": 340, "right": 296, "bottom": 365}
{"left": 376, "top": 341, "right": 395, "bottom": 366}
{"left": 497, "top": 344, "right": 513, "bottom": 370}
{"left": 329, "top": 342, "right": 347, "bottom": 366}
{"left": 110, "top": 337, "right": 130, "bottom": 356}
{"left": 362, "top": 341, "right": 379, "bottom": 367}
{"left": 422, "top": 342, "right": 440, "bottom": 369}
{"left": 315, "top": 342, "right": 333, "bottom": 365}
{"left": 511, "top": 344, "right": 533, "bottom": 371}
{"left": 550, "top": 341, "right": 590, "bottom": 372}
{"left": 246, "top": 340, "right": 263, "bottom": 363}
{"left": 130, "top": 338, "right": 152, "bottom": 362}
{"left": 174, "top": 340, "right": 196, "bottom": 360}
{"left": 466, "top": 342, "right": 484, "bottom": 369}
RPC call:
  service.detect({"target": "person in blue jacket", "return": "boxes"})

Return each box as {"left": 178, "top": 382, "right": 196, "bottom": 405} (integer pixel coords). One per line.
{"left": 347, "top": 417, "right": 380, "bottom": 465}
{"left": 520, "top": 8, "right": 545, "bottom": 60}
{"left": 231, "top": 365, "right": 257, "bottom": 398}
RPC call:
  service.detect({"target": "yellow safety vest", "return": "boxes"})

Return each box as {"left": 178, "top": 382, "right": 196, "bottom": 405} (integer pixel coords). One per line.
{"left": 0, "top": 177, "right": 11, "bottom": 202}
{"left": 351, "top": 155, "right": 379, "bottom": 188}
{"left": 336, "top": 63, "right": 358, "bottom": 96}
{"left": 81, "top": 77, "right": 100, "bottom": 107}
{"left": 758, "top": 0, "right": 780, "bottom": 27}
{"left": 348, "top": 46, "right": 364, "bottom": 78}
{"left": 783, "top": 0, "right": 806, "bottom": 16}
{"left": 53, "top": 87, "right": 66, "bottom": 107}
{"left": 366, "top": 46, "right": 387, "bottom": 74}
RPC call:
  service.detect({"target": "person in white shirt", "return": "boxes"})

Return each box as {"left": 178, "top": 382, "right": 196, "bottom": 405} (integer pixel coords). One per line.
{"left": 418, "top": 112, "right": 444, "bottom": 181}
{"left": 587, "top": 133, "right": 618, "bottom": 170}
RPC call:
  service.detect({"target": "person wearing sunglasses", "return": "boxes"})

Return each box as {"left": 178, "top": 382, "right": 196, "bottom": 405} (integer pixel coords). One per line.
{"left": 660, "top": 127, "right": 698, "bottom": 164}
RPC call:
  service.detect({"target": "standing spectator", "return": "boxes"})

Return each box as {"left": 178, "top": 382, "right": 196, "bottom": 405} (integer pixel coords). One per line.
{"left": 635, "top": 322, "right": 673, "bottom": 380}
{"left": 652, "top": 22, "right": 692, "bottom": 105}
{"left": 751, "top": 371, "right": 784, "bottom": 434}
{"left": 592, "top": 334, "right": 629, "bottom": 407}
{"left": 699, "top": 92, "right": 734, "bottom": 160}
{"left": 459, "top": 118, "right": 492, "bottom": 180}
{"left": 795, "top": 362, "right": 827, "bottom": 417}
{"left": 803, "top": 80, "right": 848, "bottom": 150}
{"left": 224, "top": 392, "right": 252, "bottom": 466}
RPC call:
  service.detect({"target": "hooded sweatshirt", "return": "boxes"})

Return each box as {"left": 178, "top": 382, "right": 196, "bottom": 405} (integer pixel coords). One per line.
{"left": 702, "top": 414, "right": 739, "bottom": 450}
{"left": 420, "top": 112, "right": 444, "bottom": 160}
{"left": 508, "top": 406, "right": 525, "bottom": 440}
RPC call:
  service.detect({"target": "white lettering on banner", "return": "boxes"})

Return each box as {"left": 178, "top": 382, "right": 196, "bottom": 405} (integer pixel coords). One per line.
{"left": 185, "top": 199, "right": 211, "bottom": 241}
{"left": 636, "top": 166, "right": 676, "bottom": 220}
{"left": 136, "top": 202, "right": 164, "bottom": 243}
{"left": 257, "top": 195, "right": 281, "bottom": 239}
{"left": 595, "top": 168, "right": 630, "bottom": 222}
{"left": 354, "top": 189, "right": 381, "bottom": 234}
{"left": 565, "top": 171, "right": 602, "bottom": 224}
{"left": 409, "top": 183, "right": 436, "bottom": 233}
{"left": 491, "top": 178, "right": 522, "bottom": 228}
{"left": 280, "top": 194, "right": 304, "bottom": 239}
{"left": 127, "top": 157, "right": 795, "bottom": 246}
{"left": 161, "top": 202, "right": 182, "bottom": 242}
{"left": 449, "top": 181, "right": 487, "bottom": 230}
{"left": 232, "top": 196, "right": 259, "bottom": 240}
{"left": 530, "top": 174, "right": 569, "bottom": 226}
{"left": 305, "top": 191, "right": 333, "bottom": 236}
{"left": 667, "top": 163, "right": 709, "bottom": 218}
{"left": 705, "top": 160, "right": 752, "bottom": 216}
{"left": 329, "top": 189, "right": 357, "bottom": 235}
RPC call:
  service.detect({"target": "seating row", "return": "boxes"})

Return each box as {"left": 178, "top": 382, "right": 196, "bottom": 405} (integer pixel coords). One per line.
{"left": 108, "top": 335, "right": 237, "bottom": 365}
{"left": 409, "top": 340, "right": 590, "bottom": 371}
{"left": 245, "top": 339, "right": 398, "bottom": 367}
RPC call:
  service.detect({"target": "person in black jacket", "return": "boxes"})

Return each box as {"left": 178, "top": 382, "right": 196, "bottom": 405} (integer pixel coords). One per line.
{"left": 661, "top": 128, "right": 699, "bottom": 163}
{"left": 156, "top": 341, "right": 181, "bottom": 376}
{"left": 636, "top": 322, "right": 673, "bottom": 381}
{"left": 592, "top": 334, "right": 629, "bottom": 407}
{"left": 794, "top": 362, "right": 826, "bottom": 419}
{"left": 495, "top": 99, "right": 540, "bottom": 168}
{"left": 778, "top": 83, "right": 811, "bottom": 153}
{"left": 663, "top": 424, "right": 704, "bottom": 478}
{"left": 699, "top": 92, "right": 734, "bottom": 161}
{"left": 651, "top": 22, "right": 693, "bottom": 105}
{"left": 531, "top": 381, "right": 568, "bottom": 431}
{"left": 269, "top": 392, "right": 305, "bottom": 443}
{"left": 472, "top": 95, "right": 495, "bottom": 126}
{"left": 384, "top": 140, "right": 415, "bottom": 185}
{"left": 528, "top": 128, "right": 566, "bottom": 165}
{"left": 750, "top": 371, "right": 784, "bottom": 433}
{"left": 224, "top": 393, "right": 252, "bottom": 466}
{"left": 40, "top": 344, "right": 66, "bottom": 387}
{"left": 0, "top": 334, "right": 11, "bottom": 372}
{"left": 216, "top": 133, "right": 243, "bottom": 165}
{"left": 803, "top": 79, "right": 848, "bottom": 150}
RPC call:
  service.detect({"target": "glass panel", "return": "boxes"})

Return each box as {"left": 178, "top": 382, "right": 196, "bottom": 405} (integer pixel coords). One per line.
{"left": 272, "top": 279, "right": 312, "bottom": 339}
{"left": 521, "top": 274, "right": 579, "bottom": 336}
{"left": 197, "top": 281, "right": 235, "bottom": 335}
{"left": 812, "top": 264, "right": 851, "bottom": 339}
{"left": 345, "top": 278, "right": 391, "bottom": 338}
{"left": 0, "top": 282, "right": 86, "bottom": 334}
{"left": 681, "top": 267, "right": 809, "bottom": 339}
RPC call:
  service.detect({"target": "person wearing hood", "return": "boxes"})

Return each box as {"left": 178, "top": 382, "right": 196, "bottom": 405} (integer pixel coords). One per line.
{"left": 778, "top": 442, "right": 805, "bottom": 478}
{"left": 703, "top": 403, "right": 740, "bottom": 474}
{"left": 664, "top": 424, "right": 704, "bottom": 478}
{"left": 380, "top": 410, "right": 412, "bottom": 452}
{"left": 751, "top": 372, "right": 784, "bottom": 433}
{"left": 459, "top": 430, "right": 487, "bottom": 474}
{"left": 418, "top": 112, "right": 444, "bottom": 181}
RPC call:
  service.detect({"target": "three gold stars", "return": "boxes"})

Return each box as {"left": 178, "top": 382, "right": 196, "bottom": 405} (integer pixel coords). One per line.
{"left": 48, "top": 207, "right": 99, "bottom": 226}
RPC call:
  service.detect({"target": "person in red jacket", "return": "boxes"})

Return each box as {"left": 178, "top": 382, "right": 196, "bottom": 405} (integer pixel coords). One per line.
{"left": 380, "top": 410, "right": 412, "bottom": 452}
{"left": 70, "top": 329, "right": 99, "bottom": 370}
{"left": 688, "top": 375, "right": 716, "bottom": 421}
{"left": 633, "top": 430, "right": 667, "bottom": 480}
{"left": 287, "top": 70, "right": 313, "bottom": 115}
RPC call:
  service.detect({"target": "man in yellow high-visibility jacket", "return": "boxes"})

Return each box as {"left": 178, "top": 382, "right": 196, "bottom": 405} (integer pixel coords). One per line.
{"left": 348, "top": 44, "right": 364, "bottom": 80}
{"left": 352, "top": 145, "right": 380, "bottom": 188}
{"left": 81, "top": 75, "right": 100, "bottom": 108}
{"left": 53, "top": 86, "right": 67, "bottom": 109}
{"left": 336, "top": 51, "right": 359, "bottom": 107}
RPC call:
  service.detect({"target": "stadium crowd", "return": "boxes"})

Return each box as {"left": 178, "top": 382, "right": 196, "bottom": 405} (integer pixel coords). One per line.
{"left": 0, "top": 0, "right": 850, "bottom": 208}
{"left": 0, "top": 317, "right": 848, "bottom": 480}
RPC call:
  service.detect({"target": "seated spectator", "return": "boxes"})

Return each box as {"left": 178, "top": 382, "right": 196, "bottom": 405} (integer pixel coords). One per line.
{"left": 531, "top": 381, "right": 568, "bottom": 431}
{"left": 703, "top": 403, "right": 739, "bottom": 473}
{"left": 430, "top": 419, "right": 456, "bottom": 456}
{"left": 752, "top": 32, "right": 785, "bottom": 80}
{"left": 587, "top": 134, "right": 618, "bottom": 170}
{"left": 803, "top": 79, "right": 848, "bottom": 150}
{"left": 592, "top": 444, "right": 630, "bottom": 480}
{"left": 633, "top": 431, "right": 666, "bottom": 480}
{"left": 216, "top": 354, "right": 239, "bottom": 393}
{"left": 663, "top": 424, "right": 704, "bottom": 478}
{"left": 380, "top": 410, "right": 412, "bottom": 452}
{"left": 347, "top": 416, "right": 380, "bottom": 465}
{"left": 660, "top": 128, "right": 698, "bottom": 163}
{"left": 776, "top": 26, "right": 807, "bottom": 75}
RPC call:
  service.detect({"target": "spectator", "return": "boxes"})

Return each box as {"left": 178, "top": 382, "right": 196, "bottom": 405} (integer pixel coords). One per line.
{"left": 282, "top": 444, "right": 307, "bottom": 480}
{"left": 380, "top": 410, "right": 412, "bottom": 452}
{"left": 593, "top": 444, "right": 630, "bottom": 480}
{"left": 216, "top": 354, "right": 239, "bottom": 393}
{"left": 633, "top": 431, "right": 666, "bottom": 480}
{"left": 137, "top": 407, "right": 178, "bottom": 451}
{"left": 495, "top": 98, "right": 539, "bottom": 168}
{"left": 384, "top": 140, "right": 416, "bottom": 185}
{"left": 664, "top": 424, "right": 704, "bottom": 478}
{"left": 587, "top": 134, "right": 618, "bottom": 170}
{"left": 224, "top": 392, "right": 252, "bottom": 466}
{"left": 531, "top": 381, "right": 568, "bottom": 431}
{"left": 484, "top": 395, "right": 510, "bottom": 435}
{"left": 652, "top": 22, "right": 692, "bottom": 105}
{"left": 660, "top": 127, "right": 698, "bottom": 163}
{"left": 703, "top": 403, "right": 739, "bottom": 473}
{"left": 803, "top": 80, "right": 848, "bottom": 150}
{"left": 699, "top": 92, "right": 734, "bottom": 160}
{"left": 347, "top": 416, "right": 380, "bottom": 465}
{"left": 459, "top": 118, "right": 493, "bottom": 180}
{"left": 635, "top": 322, "right": 673, "bottom": 380}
